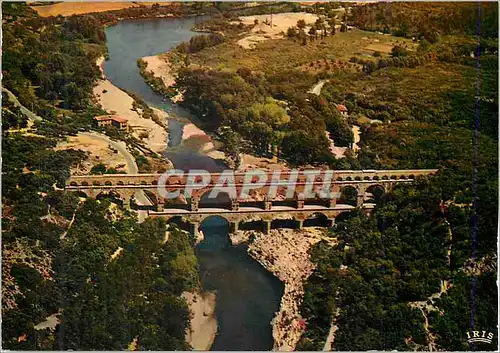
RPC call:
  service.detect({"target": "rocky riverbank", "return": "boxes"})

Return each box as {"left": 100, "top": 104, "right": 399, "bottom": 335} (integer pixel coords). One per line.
{"left": 229, "top": 228, "right": 337, "bottom": 351}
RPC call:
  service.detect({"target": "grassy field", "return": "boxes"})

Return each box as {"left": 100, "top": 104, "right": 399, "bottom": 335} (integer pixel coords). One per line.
{"left": 190, "top": 28, "right": 416, "bottom": 73}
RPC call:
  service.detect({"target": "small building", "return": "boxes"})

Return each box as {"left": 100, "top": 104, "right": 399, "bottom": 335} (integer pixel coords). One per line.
{"left": 94, "top": 115, "right": 129, "bottom": 132}
{"left": 337, "top": 104, "right": 348, "bottom": 117}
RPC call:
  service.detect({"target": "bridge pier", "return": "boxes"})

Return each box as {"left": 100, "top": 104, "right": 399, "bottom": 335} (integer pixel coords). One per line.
{"left": 122, "top": 195, "right": 131, "bottom": 210}
{"left": 296, "top": 219, "right": 303, "bottom": 230}
{"left": 264, "top": 198, "right": 271, "bottom": 210}
{"left": 296, "top": 199, "right": 304, "bottom": 209}
{"left": 191, "top": 222, "right": 200, "bottom": 239}
{"left": 356, "top": 185, "right": 366, "bottom": 208}
{"left": 231, "top": 221, "right": 239, "bottom": 233}
{"left": 190, "top": 198, "right": 199, "bottom": 212}
{"left": 264, "top": 221, "right": 271, "bottom": 234}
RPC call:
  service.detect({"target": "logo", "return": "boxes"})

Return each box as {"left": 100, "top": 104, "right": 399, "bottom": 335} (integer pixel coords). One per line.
{"left": 466, "top": 330, "right": 494, "bottom": 344}
{"left": 156, "top": 169, "right": 338, "bottom": 201}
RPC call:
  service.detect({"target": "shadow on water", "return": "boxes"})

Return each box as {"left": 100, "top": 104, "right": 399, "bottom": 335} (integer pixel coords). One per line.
{"left": 197, "top": 216, "right": 284, "bottom": 350}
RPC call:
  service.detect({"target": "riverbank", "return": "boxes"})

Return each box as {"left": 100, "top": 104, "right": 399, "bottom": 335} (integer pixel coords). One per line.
{"left": 182, "top": 291, "right": 218, "bottom": 350}
{"left": 230, "top": 228, "right": 337, "bottom": 351}
{"left": 94, "top": 57, "right": 169, "bottom": 154}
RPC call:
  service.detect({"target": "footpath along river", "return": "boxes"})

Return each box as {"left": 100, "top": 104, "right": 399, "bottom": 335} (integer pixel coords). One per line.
{"left": 104, "top": 17, "right": 284, "bottom": 350}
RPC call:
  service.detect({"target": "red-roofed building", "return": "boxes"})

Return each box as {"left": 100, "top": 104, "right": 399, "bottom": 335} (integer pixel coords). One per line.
{"left": 337, "top": 104, "right": 348, "bottom": 117}
{"left": 94, "top": 115, "right": 129, "bottom": 132}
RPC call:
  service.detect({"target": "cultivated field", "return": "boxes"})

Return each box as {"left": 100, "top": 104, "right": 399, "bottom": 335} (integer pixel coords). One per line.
{"left": 190, "top": 27, "right": 416, "bottom": 73}
{"left": 30, "top": 2, "right": 174, "bottom": 17}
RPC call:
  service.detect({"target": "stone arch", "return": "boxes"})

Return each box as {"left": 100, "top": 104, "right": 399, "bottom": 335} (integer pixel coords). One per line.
{"left": 390, "top": 175, "right": 398, "bottom": 180}
{"left": 399, "top": 175, "right": 407, "bottom": 180}
{"left": 335, "top": 209, "right": 355, "bottom": 223}
{"left": 70, "top": 181, "right": 78, "bottom": 186}
{"left": 198, "top": 190, "right": 232, "bottom": 210}
{"left": 408, "top": 174, "right": 415, "bottom": 180}
{"left": 373, "top": 176, "right": 380, "bottom": 181}
{"left": 198, "top": 215, "right": 230, "bottom": 242}
{"left": 345, "top": 176, "right": 353, "bottom": 181}
{"left": 363, "top": 176, "right": 370, "bottom": 181}
{"left": 336, "top": 177, "right": 343, "bottom": 181}
{"left": 269, "top": 188, "right": 301, "bottom": 208}
{"left": 271, "top": 214, "right": 297, "bottom": 230}
{"left": 72, "top": 190, "right": 88, "bottom": 199}
{"left": 165, "top": 215, "right": 191, "bottom": 232}
{"left": 93, "top": 181, "right": 101, "bottom": 186}
{"left": 338, "top": 185, "right": 357, "bottom": 206}
{"left": 381, "top": 175, "right": 389, "bottom": 180}
{"left": 303, "top": 212, "right": 332, "bottom": 228}
{"left": 140, "top": 181, "right": 148, "bottom": 186}
{"left": 152, "top": 180, "right": 158, "bottom": 185}
{"left": 96, "top": 189, "right": 123, "bottom": 204}
{"left": 105, "top": 181, "right": 112, "bottom": 186}
{"left": 354, "top": 176, "right": 362, "bottom": 181}
{"left": 82, "top": 181, "right": 89, "bottom": 186}
{"left": 365, "top": 184, "right": 385, "bottom": 204}
{"left": 117, "top": 181, "right": 124, "bottom": 186}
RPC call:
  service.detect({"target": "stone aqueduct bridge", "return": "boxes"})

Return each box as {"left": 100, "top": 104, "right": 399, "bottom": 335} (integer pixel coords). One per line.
{"left": 65, "top": 169, "right": 437, "bottom": 235}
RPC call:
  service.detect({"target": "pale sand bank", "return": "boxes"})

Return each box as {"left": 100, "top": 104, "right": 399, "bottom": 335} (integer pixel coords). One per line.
{"left": 182, "top": 291, "right": 217, "bottom": 350}
{"left": 93, "top": 57, "right": 168, "bottom": 153}
{"left": 234, "top": 12, "right": 319, "bottom": 49}
{"left": 181, "top": 123, "right": 226, "bottom": 160}
{"left": 142, "top": 54, "right": 176, "bottom": 87}
{"left": 352, "top": 125, "right": 361, "bottom": 152}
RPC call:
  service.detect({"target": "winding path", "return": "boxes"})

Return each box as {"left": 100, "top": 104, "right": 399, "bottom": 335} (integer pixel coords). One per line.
{"left": 78, "top": 132, "right": 151, "bottom": 221}
{"left": 308, "top": 80, "right": 329, "bottom": 96}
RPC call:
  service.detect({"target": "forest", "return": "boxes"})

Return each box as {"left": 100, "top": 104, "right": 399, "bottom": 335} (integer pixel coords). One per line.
{"left": 2, "top": 3, "right": 198, "bottom": 350}
{"left": 170, "top": 1, "right": 498, "bottom": 350}
{"left": 1, "top": 1, "right": 498, "bottom": 351}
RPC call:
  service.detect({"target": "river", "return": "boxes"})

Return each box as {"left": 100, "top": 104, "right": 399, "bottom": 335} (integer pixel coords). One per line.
{"left": 104, "top": 17, "right": 284, "bottom": 350}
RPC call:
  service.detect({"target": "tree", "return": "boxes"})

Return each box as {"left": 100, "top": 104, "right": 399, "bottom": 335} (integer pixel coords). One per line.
{"left": 391, "top": 45, "right": 409, "bottom": 58}
{"left": 308, "top": 25, "right": 318, "bottom": 40}
{"left": 297, "top": 19, "right": 306, "bottom": 29}
{"left": 287, "top": 26, "right": 298, "bottom": 38}
{"left": 90, "top": 163, "right": 107, "bottom": 175}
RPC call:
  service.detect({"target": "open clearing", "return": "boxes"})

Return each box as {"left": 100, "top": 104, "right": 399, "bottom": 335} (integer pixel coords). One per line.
{"left": 233, "top": 12, "right": 319, "bottom": 49}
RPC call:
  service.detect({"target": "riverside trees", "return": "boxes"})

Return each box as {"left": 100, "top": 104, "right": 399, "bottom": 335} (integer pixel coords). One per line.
{"left": 2, "top": 3, "right": 199, "bottom": 350}
{"left": 175, "top": 66, "right": 354, "bottom": 167}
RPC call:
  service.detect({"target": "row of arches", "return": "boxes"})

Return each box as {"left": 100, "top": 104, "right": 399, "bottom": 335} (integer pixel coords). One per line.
{"left": 69, "top": 180, "right": 157, "bottom": 187}
{"left": 70, "top": 184, "right": 387, "bottom": 211}
{"left": 67, "top": 174, "right": 416, "bottom": 187}
{"left": 169, "top": 213, "right": 352, "bottom": 235}
{"left": 336, "top": 174, "right": 414, "bottom": 181}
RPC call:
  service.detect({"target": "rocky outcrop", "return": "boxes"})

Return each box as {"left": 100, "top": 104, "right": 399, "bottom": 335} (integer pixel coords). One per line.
{"left": 229, "top": 228, "right": 336, "bottom": 351}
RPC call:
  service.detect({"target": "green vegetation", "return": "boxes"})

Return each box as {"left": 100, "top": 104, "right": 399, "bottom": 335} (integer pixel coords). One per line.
{"left": 172, "top": 2, "right": 498, "bottom": 351}
{"left": 351, "top": 2, "right": 498, "bottom": 39}
{"left": 2, "top": 3, "right": 198, "bottom": 350}
{"left": 137, "top": 58, "right": 176, "bottom": 98}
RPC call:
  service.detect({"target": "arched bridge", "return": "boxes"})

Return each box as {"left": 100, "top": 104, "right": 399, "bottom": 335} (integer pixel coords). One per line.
{"left": 65, "top": 169, "right": 437, "bottom": 234}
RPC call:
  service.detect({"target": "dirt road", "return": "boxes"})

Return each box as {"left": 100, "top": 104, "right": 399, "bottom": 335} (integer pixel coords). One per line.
{"left": 79, "top": 132, "right": 152, "bottom": 220}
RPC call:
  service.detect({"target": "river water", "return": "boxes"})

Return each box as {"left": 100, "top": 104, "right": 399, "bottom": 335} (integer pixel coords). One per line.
{"left": 104, "top": 18, "right": 284, "bottom": 350}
